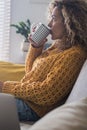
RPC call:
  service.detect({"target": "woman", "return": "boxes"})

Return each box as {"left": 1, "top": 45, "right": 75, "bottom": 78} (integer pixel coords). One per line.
{"left": 0, "top": 0, "right": 87, "bottom": 121}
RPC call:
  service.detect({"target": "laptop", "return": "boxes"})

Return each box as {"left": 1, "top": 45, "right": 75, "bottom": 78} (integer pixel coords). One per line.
{"left": 0, "top": 93, "right": 20, "bottom": 130}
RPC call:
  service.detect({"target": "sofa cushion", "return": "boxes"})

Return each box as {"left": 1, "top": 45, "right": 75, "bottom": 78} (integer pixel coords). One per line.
{"left": 66, "top": 59, "right": 87, "bottom": 103}
{"left": 20, "top": 122, "right": 33, "bottom": 130}
{"left": 0, "top": 61, "right": 25, "bottom": 81}
{"left": 29, "top": 97, "right": 87, "bottom": 130}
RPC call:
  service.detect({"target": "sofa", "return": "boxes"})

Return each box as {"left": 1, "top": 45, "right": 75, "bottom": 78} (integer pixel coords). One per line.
{"left": 0, "top": 61, "right": 25, "bottom": 81}
{"left": 0, "top": 59, "right": 87, "bottom": 130}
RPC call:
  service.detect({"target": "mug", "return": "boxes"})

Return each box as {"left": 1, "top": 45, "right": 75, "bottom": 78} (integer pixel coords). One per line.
{"left": 31, "top": 23, "right": 50, "bottom": 45}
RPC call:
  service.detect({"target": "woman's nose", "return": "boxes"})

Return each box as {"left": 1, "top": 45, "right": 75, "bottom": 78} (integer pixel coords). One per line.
{"left": 48, "top": 20, "right": 52, "bottom": 28}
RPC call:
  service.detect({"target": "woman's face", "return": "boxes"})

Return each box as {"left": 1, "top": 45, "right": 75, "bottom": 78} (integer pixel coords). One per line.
{"left": 48, "top": 7, "right": 66, "bottom": 40}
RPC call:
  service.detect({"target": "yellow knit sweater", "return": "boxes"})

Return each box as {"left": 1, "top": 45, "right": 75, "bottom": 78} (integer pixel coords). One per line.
{"left": 2, "top": 43, "right": 87, "bottom": 117}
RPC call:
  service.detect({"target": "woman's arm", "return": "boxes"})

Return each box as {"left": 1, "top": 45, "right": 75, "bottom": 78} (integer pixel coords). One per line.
{"left": 2, "top": 49, "right": 85, "bottom": 106}
{"left": 25, "top": 36, "right": 47, "bottom": 73}
{"left": 25, "top": 44, "right": 43, "bottom": 73}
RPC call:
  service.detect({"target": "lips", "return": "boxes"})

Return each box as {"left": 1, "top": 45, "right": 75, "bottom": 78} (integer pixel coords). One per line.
{"left": 50, "top": 30, "right": 52, "bottom": 34}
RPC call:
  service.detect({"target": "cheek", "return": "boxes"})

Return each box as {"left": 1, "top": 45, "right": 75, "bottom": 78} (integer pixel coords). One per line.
{"left": 54, "top": 22, "right": 63, "bottom": 32}
{"left": 52, "top": 22, "right": 65, "bottom": 39}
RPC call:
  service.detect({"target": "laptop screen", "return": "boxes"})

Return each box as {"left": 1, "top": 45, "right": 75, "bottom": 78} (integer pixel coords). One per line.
{"left": 0, "top": 93, "right": 20, "bottom": 130}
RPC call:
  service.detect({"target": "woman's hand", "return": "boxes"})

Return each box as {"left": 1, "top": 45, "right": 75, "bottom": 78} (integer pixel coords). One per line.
{"left": 28, "top": 23, "right": 48, "bottom": 48}
{"left": 0, "top": 81, "right": 4, "bottom": 92}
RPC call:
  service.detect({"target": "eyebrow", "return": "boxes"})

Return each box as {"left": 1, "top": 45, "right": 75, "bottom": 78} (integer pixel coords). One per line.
{"left": 52, "top": 14, "right": 64, "bottom": 22}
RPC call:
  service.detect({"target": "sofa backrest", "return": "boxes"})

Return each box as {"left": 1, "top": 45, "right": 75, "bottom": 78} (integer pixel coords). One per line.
{"left": 66, "top": 59, "right": 87, "bottom": 103}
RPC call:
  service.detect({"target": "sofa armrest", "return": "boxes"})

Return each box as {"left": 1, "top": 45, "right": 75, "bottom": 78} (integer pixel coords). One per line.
{"left": 0, "top": 93, "right": 20, "bottom": 130}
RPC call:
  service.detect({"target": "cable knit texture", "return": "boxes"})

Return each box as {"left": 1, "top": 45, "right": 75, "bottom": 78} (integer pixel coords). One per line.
{"left": 2, "top": 43, "right": 87, "bottom": 117}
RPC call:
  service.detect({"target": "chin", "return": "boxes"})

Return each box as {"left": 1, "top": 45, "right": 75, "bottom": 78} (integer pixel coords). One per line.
{"left": 52, "top": 35, "right": 63, "bottom": 40}
{"left": 51, "top": 35, "right": 56, "bottom": 40}
{"left": 51, "top": 33, "right": 60, "bottom": 40}
{"left": 51, "top": 36, "right": 59, "bottom": 40}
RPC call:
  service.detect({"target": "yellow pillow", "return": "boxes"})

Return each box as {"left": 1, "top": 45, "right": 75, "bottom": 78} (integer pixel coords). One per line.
{"left": 0, "top": 61, "right": 25, "bottom": 81}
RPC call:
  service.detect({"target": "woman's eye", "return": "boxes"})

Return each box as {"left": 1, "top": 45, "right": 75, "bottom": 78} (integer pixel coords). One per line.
{"left": 52, "top": 15, "right": 57, "bottom": 21}
{"left": 53, "top": 18, "right": 56, "bottom": 21}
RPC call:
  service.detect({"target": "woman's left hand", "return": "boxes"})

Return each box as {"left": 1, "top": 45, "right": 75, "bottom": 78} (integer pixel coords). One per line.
{"left": 0, "top": 81, "right": 4, "bottom": 92}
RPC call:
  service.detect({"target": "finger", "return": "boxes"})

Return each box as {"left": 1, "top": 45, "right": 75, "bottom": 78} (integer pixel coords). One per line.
{"left": 32, "top": 26, "right": 37, "bottom": 32}
{"left": 31, "top": 23, "right": 37, "bottom": 32}
{"left": 44, "top": 38, "right": 48, "bottom": 42}
{"left": 29, "top": 37, "right": 34, "bottom": 43}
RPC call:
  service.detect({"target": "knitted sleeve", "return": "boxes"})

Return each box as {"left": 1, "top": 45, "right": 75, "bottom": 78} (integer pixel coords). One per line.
{"left": 25, "top": 44, "right": 43, "bottom": 73}
{"left": 2, "top": 50, "right": 85, "bottom": 106}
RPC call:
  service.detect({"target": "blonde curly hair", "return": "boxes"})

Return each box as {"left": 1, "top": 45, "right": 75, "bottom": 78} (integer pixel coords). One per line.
{"left": 48, "top": 0, "right": 87, "bottom": 49}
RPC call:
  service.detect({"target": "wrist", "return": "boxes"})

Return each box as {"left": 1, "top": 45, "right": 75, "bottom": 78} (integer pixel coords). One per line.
{"left": 31, "top": 43, "right": 43, "bottom": 49}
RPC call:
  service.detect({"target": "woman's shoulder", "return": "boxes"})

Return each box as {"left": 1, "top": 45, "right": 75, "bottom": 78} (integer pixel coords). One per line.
{"left": 63, "top": 45, "right": 87, "bottom": 59}
{"left": 66, "top": 45, "right": 86, "bottom": 53}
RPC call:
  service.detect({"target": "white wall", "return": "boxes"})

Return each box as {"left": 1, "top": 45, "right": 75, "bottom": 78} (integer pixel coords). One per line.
{"left": 10, "top": 0, "right": 50, "bottom": 63}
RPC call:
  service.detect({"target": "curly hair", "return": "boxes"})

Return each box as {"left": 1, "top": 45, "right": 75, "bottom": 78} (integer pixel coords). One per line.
{"left": 48, "top": 0, "right": 87, "bottom": 49}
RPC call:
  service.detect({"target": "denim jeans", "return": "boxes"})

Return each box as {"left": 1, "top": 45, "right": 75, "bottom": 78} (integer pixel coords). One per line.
{"left": 15, "top": 98, "right": 40, "bottom": 121}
